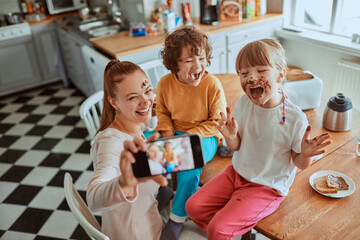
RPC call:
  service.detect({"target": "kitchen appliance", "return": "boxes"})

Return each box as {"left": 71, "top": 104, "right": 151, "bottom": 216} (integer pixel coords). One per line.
{"left": 322, "top": 93, "right": 353, "bottom": 132}
{"left": 0, "top": 22, "right": 42, "bottom": 97}
{"left": 46, "top": 0, "right": 87, "bottom": 15}
{"left": 283, "top": 71, "right": 323, "bottom": 110}
{"left": 4, "top": 12, "right": 24, "bottom": 25}
{"left": 200, "top": 0, "right": 220, "bottom": 25}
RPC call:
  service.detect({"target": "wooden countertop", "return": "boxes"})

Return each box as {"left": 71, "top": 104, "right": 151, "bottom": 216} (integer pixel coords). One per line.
{"left": 27, "top": 11, "right": 78, "bottom": 26}
{"left": 90, "top": 13, "right": 283, "bottom": 59}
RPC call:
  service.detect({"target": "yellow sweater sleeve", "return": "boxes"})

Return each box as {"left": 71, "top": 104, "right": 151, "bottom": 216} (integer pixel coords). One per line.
{"left": 155, "top": 73, "right": 227, "bottom": 144}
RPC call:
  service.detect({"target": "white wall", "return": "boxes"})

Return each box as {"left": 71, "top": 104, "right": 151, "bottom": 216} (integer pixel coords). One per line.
{"left": 280, "top": 38, "right": 360, "bottom": 103}
{"left": 0, "top": 0, "right": 20, "bottom": 15}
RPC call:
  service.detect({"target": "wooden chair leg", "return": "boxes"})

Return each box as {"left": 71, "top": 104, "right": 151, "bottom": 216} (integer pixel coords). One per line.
{"left": 171, "top": 172, "right": 177, "bottom": 191}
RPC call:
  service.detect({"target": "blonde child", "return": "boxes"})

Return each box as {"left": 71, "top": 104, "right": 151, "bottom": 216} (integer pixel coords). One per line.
{"left": 148, "top": 144, "right": 166, "bottom": 175}
{"left": 185, "top": 39, "right": 332, "bottom": 240}
{"left": 156, "top": 26, "right": 227, "bottom": 239}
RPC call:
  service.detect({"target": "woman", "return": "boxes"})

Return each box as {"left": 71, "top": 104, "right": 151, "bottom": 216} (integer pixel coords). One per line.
{"left": 86, "top": 60, "right": 168, "bottom": 240}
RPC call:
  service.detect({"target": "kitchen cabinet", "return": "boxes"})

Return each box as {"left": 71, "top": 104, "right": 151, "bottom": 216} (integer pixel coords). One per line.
{"left": 81, "top": 45, "right": 110, "bottom": 94}
{"left": 57, "top": 27, "right": 93, "bottom": 96}
{"left": 226, "top": 23, "right": 278, "bottom": 73}
{"left": 208, "top": 34, "right": 227, "bottom": 74}
{"left": 0, "top": 36, "right": 42, "bottom": 96}
{"left": 54, "top": 15, "right": 281, "bottom": 97}
{"left": 31, "top": 22, "right": 61, "bottom": 82}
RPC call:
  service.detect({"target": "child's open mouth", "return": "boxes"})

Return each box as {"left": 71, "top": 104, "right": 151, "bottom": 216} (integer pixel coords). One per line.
{"left": 249, "top": 86, "right": 264, "bottom": 99}
{"left": 190, "top": 72, "right": 201, "bottom": 81}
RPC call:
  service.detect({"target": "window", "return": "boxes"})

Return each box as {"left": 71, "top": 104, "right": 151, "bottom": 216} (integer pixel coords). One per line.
{"left": 284, "top": 0, "right": 360, "bottom": 38}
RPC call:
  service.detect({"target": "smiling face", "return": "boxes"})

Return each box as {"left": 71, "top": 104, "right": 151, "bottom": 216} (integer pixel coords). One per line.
{"left": 109, "top": 70, "right": 154, "bottom": 125}
{"left": 236, "top": 39, "right": 287, "bottom": 108}
{"left": 239, "top": 65, "right": 284, "bottom": 108}
{"left": 164, "top": 142, "right": 172, "bottom": 151}
{"left": 176, "top": 45, "right": 207, "bottom": 86}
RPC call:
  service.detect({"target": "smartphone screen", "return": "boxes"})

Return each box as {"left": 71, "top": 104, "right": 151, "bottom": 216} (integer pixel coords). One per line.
{"left": 132, "top": 134, "right": 205, "bottom": 178}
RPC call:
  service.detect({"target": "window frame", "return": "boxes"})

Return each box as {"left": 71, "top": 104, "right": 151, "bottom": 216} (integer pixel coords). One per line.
{"left": 283, "top": 0, "right": 353, "bottom": 38}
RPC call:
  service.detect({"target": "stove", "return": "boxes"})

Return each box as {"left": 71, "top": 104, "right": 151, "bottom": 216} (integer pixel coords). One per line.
{"left": 0, "top": 21, "right": 31, "bottom": 42}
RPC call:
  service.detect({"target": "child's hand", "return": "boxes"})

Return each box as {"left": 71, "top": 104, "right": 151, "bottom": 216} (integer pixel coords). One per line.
{"left": 217, "top": 107, "right": 238, "bottom": 139}
{"left": 300, "top": 125, "right": 332, "bottom": 158}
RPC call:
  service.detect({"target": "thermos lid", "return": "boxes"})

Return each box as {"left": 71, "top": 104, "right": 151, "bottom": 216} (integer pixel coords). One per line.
{"left": 327, "top": 93, "right": 352, "bottom": 112}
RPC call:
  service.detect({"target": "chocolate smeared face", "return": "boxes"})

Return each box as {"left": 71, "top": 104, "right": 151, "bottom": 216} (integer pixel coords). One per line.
{"left": 241, "top": 78, "right": 272, "bottom": 100}
{"left": 239, "top": 66, "right": 283, "bottom": 108}
{"left": 141, "top": 79, "right": 150, "bottom": 89}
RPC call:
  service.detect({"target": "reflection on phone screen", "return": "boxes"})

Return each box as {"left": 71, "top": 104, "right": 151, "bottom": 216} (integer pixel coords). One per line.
{"left": 147, "top": 136, "right": 195, "bottom": 175}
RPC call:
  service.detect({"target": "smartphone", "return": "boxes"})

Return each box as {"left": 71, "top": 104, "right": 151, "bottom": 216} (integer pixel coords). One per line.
{"left": 131, "top": 134, "right": 205, "bottom": 178}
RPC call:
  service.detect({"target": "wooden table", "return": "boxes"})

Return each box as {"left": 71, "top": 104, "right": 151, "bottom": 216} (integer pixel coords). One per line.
{"left": 254, "top": 107, "right": 360, "bottom": 239}
{"left": 255, "top": 138, "right": 360, "bottom": 239}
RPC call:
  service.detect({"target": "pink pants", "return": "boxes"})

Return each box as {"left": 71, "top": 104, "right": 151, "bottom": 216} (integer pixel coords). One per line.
{"left": 185, "top": 165, "right": 285, "bottom": 240}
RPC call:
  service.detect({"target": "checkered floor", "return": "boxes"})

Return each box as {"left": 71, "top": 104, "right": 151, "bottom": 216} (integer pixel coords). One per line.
{"left": 0, "top": 82, "right": 269, "bottom": 240}
{"left": 0, "top": 83, "right": 96, "bottom": 240}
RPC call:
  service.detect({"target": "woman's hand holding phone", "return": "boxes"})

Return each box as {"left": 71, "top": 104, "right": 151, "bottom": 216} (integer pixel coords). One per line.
{"left": 118, "top": 133, "right": 168, "bottom": 199}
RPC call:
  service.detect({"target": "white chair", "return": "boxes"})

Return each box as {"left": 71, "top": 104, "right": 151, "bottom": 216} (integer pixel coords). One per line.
{"left": 139, "top": 58, "right": 170, "bottom": 88}
{"left": 64, "top": 172, "right": 110, "bottom": 240}
{"left": 79, "top": 90, "right": 104, "bottom": 143}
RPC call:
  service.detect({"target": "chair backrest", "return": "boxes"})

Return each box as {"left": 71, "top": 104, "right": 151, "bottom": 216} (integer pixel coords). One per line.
{"left": 64, "top": 172, "right": 110, "bottom": 240}
{"left": 79, "top": 90, "right": 104, "bottom": 142}
{"left": 139, "top": 59, "right": 170, "bottom": 88}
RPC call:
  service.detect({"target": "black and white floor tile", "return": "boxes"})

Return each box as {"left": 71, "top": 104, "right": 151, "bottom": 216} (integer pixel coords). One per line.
{"left": 0, "top": 83, "right": 95, "bottom": 240}
{"left": 0, "top": 82, "right": 269, "bottom": 240}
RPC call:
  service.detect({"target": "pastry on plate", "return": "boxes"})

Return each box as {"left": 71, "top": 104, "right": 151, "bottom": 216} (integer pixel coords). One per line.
{"left": 314, "top": 175, "right": 338, "bottom": 193}
{"left": 327, "top": 174, "right": 349, "bottom": 190}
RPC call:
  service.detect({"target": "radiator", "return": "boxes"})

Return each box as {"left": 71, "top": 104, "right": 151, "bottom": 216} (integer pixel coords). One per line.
{"left": 334, "top": 59, "right": 360, "bottom": 108}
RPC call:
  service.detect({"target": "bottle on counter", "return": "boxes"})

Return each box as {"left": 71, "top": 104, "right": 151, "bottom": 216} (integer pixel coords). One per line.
{"left": 163, "top": 0, "right": 176, "bottom": 33}
{"left": 356, "top": 136, "right": 360, "bottom": 157}
{"left": 19, "top": 0, "right": 28, "bottom": 15}
{"left": 26, "top": 0, "right": 34, "bottom": 14}
{"left": 163, "top": 8, "right": 176, "bottom": 33}
{"left": 182, "top": 2, "right": 193, "bottom": 25}
{"left": 255, "top": 0, "right": 267, "bottom": 16}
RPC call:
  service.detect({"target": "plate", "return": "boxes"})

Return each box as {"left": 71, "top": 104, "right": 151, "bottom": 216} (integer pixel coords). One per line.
{"left": 309, "top": 170, "right": 356, "bottom": 198}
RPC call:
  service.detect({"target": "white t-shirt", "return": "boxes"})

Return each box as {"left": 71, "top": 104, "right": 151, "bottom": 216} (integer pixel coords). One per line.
{"left": 87, "top": 128, "right": 162, "bottom": 240}
{"left": 149, "top": 160, "right": 166, "bottom": 175}
{"left": 232, "top": 95, "right": 308, "bottom": 196}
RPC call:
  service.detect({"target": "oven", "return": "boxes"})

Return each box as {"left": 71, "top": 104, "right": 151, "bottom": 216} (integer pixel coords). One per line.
{"left": 46, "top": 0, "right": 87, "bottom": 15}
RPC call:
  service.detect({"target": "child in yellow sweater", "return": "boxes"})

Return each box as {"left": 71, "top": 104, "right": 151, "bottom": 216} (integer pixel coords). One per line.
{"left": 156, "top": 26, "right": 227, "bottom": 240}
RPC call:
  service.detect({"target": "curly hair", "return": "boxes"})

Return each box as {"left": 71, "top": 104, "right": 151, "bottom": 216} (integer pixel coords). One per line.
{"left": 160, "top": 26, "right": 212, "bottom": 73}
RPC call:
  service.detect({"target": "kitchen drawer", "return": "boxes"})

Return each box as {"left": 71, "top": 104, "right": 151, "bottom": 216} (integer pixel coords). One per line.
{"left": 227, "top": 27, "right": 273, "bottom": 45}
